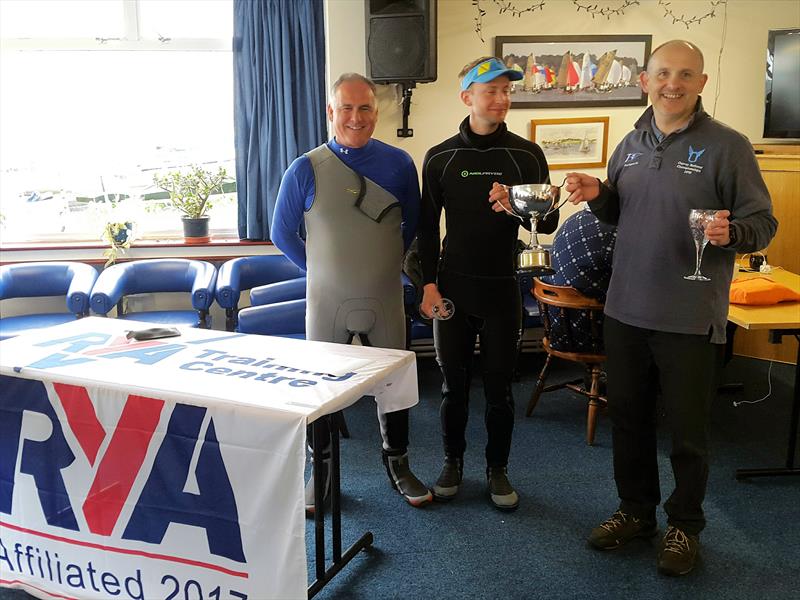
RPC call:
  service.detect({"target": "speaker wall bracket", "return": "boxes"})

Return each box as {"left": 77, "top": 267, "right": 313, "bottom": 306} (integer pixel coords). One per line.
{"left": 396, "top": 82, "right": 416, "bottom": 138}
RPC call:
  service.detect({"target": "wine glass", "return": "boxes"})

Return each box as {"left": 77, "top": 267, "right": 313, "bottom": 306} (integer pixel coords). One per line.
{"left": 684, "top": 209, "right": 717, "bottom": 281}
{"left": 430, "top": 298, "right": 455, "bottom": 320}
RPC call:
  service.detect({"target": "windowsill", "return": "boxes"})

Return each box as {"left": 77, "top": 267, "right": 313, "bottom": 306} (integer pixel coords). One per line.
{"left": 0, "top": 237, "right": 279, "bottom": 265}
{"left": 1, "top": 237, "right": 270, "bottom": 251}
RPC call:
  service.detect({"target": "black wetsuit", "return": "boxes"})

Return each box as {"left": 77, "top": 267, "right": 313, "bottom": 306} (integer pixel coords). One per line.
{"left": 419, "top": 117, "right": 557, "bottom": 467}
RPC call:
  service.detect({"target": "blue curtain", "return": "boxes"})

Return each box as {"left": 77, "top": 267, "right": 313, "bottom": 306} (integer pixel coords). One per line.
{"left": 233, "top": 0, "right": 327, "bottom": 240}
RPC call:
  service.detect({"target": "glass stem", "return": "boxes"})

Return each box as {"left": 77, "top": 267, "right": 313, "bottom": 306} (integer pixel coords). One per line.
{"left": 692, "top": 241, "right": 702, "bottom": 276}
{"left": 694, "top": 240, "right": 707, "bottom": 276}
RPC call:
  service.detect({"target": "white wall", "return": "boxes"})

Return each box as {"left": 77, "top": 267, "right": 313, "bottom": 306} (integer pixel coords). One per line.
{"left": 328, "top": 0, "right": 800, "bottom": 238}
{"left": 324, "top": 0, "right": 367, "bottom": 94}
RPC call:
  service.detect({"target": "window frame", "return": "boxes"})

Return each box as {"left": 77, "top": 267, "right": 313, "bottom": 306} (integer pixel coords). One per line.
{"left": 0, "top": 0, "right": 237, "bottom": 245}
{"left": 1, "top": 0, "right": 232, "bottom": 52}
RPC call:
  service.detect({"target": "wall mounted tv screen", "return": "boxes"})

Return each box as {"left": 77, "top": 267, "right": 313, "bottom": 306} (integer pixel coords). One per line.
{"left": 763, "top": 28, "right": 800, "bottom": 139}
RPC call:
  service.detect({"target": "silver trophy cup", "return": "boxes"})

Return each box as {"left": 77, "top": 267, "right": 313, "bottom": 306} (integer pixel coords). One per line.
{"left": 507, "top": 183, "right": 562, "bottom": 274}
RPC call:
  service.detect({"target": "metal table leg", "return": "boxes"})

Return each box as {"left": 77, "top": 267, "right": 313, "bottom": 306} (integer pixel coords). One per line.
{"left": 308, "top": 414, "right": 373, "bottom": 598}
{"left": 736, "top": 333, "right": 800, "bottom": 479}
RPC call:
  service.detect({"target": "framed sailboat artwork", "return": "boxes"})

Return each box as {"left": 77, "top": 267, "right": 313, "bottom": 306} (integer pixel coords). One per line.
{"left": 531, "top": 117, "right": 609, "bottom": 171}
{"left": 495, "top": 35, "right": 651, "bottom": 109}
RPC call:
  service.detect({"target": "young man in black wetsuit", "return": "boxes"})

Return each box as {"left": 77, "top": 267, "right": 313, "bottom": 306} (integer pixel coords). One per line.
{"left": 417, "top": 56, "right": 558, "bottom": 511}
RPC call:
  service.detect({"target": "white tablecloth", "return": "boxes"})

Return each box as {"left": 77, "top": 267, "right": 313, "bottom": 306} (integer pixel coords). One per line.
{"left": 0, "top": 317, "right": 418, "bottom": 600}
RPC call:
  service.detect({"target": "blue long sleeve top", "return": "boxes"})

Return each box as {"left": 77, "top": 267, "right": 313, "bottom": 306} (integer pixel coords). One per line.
{"left": 271, "top": 138, "right": 421, "bottom": 271}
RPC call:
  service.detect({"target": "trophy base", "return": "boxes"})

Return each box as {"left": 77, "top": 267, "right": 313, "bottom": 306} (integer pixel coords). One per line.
{"left": 518, "top": 248, "right": 555, "bottom": 276}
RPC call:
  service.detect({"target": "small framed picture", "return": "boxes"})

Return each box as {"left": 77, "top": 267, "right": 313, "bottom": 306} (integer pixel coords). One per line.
{"left": 531, "top": 116, "right": 609, "bottom": 171}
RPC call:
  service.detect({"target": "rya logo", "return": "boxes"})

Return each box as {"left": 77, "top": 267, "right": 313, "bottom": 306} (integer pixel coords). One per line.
{"left": 30, "top": 332, "right": 185, "bottom": 370}
{"left": 0, "top": 378, "right": 246, "bottom": 563}
{"left": 688, "top": 145, "right": 706, "bottom": 163}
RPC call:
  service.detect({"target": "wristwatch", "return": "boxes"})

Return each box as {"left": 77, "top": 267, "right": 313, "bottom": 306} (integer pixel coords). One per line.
{"left": 726, "top": 224, "right": 737, "bottom": 247}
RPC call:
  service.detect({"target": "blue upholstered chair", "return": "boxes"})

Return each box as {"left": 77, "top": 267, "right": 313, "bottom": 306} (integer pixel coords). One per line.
{"left": 249, "top": 276, "right": 307, "bottom": 306}
{"left": 0, "top": 261, "right": 98, "bottom": 340}
{"left": 215, "top": 255, "right": 306, "bottom": 331}
{"left": 89, "top": 259, "right": 217, "bottom": 328}
{"left": 236, "top": 298, "right": 306, "bottom": 339}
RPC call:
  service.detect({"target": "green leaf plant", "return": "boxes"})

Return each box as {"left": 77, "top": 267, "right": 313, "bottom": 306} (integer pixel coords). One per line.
{"left": 152, "top": 165, "right": 228, "bottom": 219}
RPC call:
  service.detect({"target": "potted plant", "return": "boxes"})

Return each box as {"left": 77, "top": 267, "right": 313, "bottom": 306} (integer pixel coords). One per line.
{"left": 102, "top": 220, "right": 134, "bottom": 267}
{"left": 153, "top": 165, "right": 228, "bottom": 243}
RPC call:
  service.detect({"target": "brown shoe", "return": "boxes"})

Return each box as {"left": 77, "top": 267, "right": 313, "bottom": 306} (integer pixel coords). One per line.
{"left": 588, "top": 510, "right": 658, "bottom": 550}
{"left": 657, "top": 526, "right": 700, "bottom": 576}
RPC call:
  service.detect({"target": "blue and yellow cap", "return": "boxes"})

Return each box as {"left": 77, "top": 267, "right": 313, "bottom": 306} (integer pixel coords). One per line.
{"left": 460, "top": 58, "right": 523, "bottom": 91}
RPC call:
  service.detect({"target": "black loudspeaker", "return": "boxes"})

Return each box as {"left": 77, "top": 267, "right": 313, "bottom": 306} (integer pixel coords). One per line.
{"left": 365, "top": 0, "right": 437, "bottom": 83}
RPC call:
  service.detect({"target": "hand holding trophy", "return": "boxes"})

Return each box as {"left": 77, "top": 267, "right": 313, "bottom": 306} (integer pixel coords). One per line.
{"left": 499, "top": 177, "right": 572, "bottom": 274}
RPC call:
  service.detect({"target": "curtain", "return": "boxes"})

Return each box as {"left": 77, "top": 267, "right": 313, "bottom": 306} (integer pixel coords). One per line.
{"left": 233, "top": 0, "right": 327, "bottom": 240}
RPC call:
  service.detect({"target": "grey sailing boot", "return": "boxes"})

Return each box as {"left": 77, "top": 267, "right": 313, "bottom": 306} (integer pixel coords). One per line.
{"left": 304, "top": 454, "right": 331, "bottom": 516}
{"left": 487, "top": 466, "right": 519, "bottom": 512}
{"left": 433, "top": 456, "right": 463, "bottom": 501}
{"left": 383, "top": 452, "right": 433, "bottom": 507}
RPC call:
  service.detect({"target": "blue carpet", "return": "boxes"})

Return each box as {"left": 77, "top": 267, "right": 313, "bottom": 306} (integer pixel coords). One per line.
{"left": 303, "top": 354, "right": 799, "bottom": 600}
{"left": 2, "top": 354, "right": 797, "bottom": 599}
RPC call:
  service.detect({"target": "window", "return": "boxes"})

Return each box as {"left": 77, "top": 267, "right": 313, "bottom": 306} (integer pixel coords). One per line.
{"left": 0, "top": 0, "right": 236, "bottom": 243}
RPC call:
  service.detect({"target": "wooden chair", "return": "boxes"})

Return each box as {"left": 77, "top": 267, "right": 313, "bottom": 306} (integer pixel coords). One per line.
{"left": 527, "top": 279, "right": 607, "bottom": 445}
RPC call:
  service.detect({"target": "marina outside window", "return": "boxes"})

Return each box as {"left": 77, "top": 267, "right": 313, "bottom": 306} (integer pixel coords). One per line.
{"left": 0, "top": 0, "right": 236, "bottom": 244}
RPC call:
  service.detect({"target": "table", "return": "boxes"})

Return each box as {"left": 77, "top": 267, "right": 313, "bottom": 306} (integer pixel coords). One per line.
{"left": 0, "top": 317, "right": 418, "bottom": 600}
{"left": 727, "top": 269, "right": 800, "bottom": 479}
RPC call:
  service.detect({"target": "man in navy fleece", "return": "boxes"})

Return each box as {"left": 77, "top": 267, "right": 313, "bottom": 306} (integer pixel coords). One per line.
{"left": 566, "top": 40, "right": 776, "bottom": 576}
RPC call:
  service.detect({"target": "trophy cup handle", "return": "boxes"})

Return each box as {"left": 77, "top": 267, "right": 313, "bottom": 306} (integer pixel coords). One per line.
{"left": 500, "top": 185, "right": 525, "bottom": 220}
{"left": 541, "top": 177, "right": 575, "bottom": 218}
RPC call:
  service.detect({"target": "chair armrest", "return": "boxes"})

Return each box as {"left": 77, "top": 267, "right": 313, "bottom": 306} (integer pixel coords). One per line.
{"left": 89, "top": 264, "right": 129, "bottom": 315}
{"left": 215, "top": 257, "right": 247, "bottom": 309}
{"left": 216, "top": 256, "right": 305, "bottom": 310}
{"left": 66, "top": 264, "right": 99, "bottom": 316}
{"left": 236, "top": 299, "right": 306, "bottom": 335}
{"left": 250, "top": 277, "right": 306, "bottom": 306}
{"left": 190, "top": 261, "right": 218, "bottom": 311}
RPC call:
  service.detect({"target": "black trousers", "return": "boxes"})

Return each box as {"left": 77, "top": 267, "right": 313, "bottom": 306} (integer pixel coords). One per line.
{"left": 307, "top": 406, "right": 409, "bottom": 457}
{"left": 604, "top": 316, "right": 723, "bottom": 535}
{"left": 434, "top": 277, "right": 521, "bottom": 468}
{"left": 307, "top": 328, "right": 410, "bottom": 458}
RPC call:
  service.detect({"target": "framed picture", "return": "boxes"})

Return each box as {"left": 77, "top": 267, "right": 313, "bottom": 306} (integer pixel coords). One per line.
{"left": 495, "top": 35, "right": 651, "bottom": 108}
{"left": 531, "top": 117, "right": 609, "bottom": 170}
